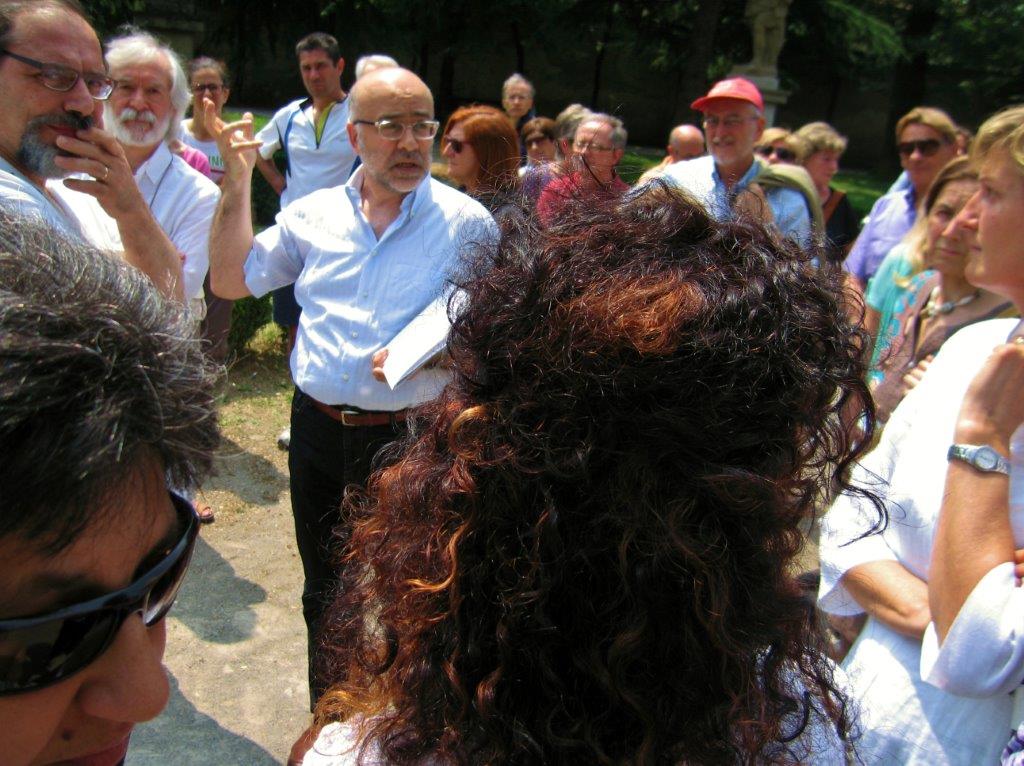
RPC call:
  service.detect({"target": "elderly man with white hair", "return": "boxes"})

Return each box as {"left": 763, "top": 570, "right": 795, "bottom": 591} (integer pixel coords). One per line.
{"left": 70, "top": 29, "right": 219, "bottom": 307}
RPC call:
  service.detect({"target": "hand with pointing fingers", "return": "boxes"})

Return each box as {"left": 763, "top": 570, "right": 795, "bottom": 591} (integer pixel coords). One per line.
{"left": 201, "top": 96, "right": 261, "bottom": 182}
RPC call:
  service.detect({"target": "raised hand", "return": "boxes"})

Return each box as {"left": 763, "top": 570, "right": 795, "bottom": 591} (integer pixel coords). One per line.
{"left": 201, "top": 96, "right": 261, "bottom": 182}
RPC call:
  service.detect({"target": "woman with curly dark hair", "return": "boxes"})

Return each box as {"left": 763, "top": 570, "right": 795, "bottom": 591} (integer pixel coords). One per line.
{"left": 305, "top": 183, "right": 877, "bottom": 765}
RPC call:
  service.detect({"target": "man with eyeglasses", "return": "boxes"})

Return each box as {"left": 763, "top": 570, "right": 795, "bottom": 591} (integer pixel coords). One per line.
{"left": 663, "top": 77, "right": 811, "bottom": 246}
{"left": 202, "top": 66, "right": 495, "bottom": 720}
{"left": 0, "top": 0, "right": 185, "bottom": 300}
{"left": 536, "top": 112, "right": 628, "bottom": 225}
{"left": 255, "top": 34, "right": 358, "bottom": 438}
{"left": 0, "top": 207, "right": 218, "bottom": 766}
{"left": 845, "top": 106, "right": 961, "bottom": 290}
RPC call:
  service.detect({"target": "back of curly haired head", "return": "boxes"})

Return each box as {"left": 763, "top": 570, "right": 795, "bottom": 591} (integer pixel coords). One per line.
{"left": 317, "top": 184, "right": 876, "bottom": 764}
{"left": 0, "top": 207, "right": 219, "bottom": 553}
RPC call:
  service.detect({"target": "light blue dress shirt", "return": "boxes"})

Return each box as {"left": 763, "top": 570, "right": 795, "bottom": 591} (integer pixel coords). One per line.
{"left": 661, "top": 154, "right": 811, "bottom": 245}
{"left": 243, "top": 167, "right": 496, "bottom": 410}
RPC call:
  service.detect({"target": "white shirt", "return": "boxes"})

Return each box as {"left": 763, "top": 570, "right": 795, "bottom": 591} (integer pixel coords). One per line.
{"left": 0, "top": 157, "right": 121, "bottom": 251}
{"left": 132, "top": 142, "right": 218, "bottom": 300}
{"left": 51, "top": 142, "right": 218, "bottom": 301}
{"left": 243, "top": 167, "right": 496, "bottom": 410}
{"left": 818, "top": 318, "right": 1021, "bottom": 615}
{"left": 303, "top": 671, "right": 851, "bottom": 766}
{"left": 255, "top": 97, "right": 357, "bottom": 208}
{"left": 179, "top": 120, "right": 225, "bottom": 182}
{"left": 662, "top": 154, "right": 811, "bottom": 245}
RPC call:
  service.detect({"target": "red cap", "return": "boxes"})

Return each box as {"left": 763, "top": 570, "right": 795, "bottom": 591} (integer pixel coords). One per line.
{"left": 690, "top": 77, "right": 764, "bottom": 113}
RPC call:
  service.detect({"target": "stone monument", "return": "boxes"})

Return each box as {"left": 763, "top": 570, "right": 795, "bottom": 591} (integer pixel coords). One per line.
{"left": 731, "top": 0, "right": 792, "bottom": 125}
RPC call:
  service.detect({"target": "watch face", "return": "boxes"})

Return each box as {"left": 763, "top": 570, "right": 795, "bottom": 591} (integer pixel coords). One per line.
{"left": 976, "top": 447, "right": 1000, "bottom": 471}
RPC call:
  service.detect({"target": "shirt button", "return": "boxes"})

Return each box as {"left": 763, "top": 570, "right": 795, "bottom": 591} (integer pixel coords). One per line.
{"left": 342, "top": 373, "right": 350, "bottom": 381}
{"left": 350, "top": 331, "right": 357, "bottom": 338}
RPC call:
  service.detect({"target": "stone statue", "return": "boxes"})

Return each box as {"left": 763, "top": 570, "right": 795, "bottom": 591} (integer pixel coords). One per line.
{"left": 736, "top": 0, "right": 792, "bottom": 77}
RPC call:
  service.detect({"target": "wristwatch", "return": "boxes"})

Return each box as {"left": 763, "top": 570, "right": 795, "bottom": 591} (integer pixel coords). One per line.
{"left": 947, "top": 444, "right": 1010, "bottom": 475}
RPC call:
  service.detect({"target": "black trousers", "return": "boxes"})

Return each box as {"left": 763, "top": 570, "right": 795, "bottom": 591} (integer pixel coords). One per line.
{"left": 287, "top": 388, "right": 400, "bottom": 708}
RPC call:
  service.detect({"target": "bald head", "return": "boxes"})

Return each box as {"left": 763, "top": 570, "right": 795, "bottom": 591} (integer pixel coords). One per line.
{"left": 349, "top": 67, "right": 433, "bottom": 122}
{"left": 668, "top": 124, "right": 704, "bottom": 162}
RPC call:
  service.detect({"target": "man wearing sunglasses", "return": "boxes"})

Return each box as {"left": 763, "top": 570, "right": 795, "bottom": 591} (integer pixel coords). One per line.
{"left": 0, "top": 208, "right": 219, "bottom": 766}
{"left": 203, "top": 66, "right": 495, "bottom": 720}
{"left": 845, "top": 106, "right": 960, "bottom": 290}
{"left": 0, "top": 0, "right": 185, "bottom": 301}
{"left": 663, "top": 77, "right": 812, "bottom": 246}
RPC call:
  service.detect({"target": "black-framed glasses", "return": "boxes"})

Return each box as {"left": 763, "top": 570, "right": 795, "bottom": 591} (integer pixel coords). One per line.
{"left": 191, "top": 83, "right": 223, "bottom": 94}
{"left": 756, "top": 145, "right": 796, "bottom": 162}
{"left": 443, "top": 136, "right": 470, "bottom": 154}
{"left": 897, "top": 138, "right": 944, "bottom": 158}
{"left": 352, "top": 118, "right": 439, "bottom": 141}
{"left": 1, "top": 49, "right": 115, "bottom": 100}
{"left": 0, "top": 492, "right": 199, "bottom": 695}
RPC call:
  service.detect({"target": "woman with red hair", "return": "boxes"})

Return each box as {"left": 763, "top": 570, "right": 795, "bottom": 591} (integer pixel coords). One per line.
{"left": 441, "top": 105, "right": 520, "bottom": 212}
{"left": 303, "top": 184, "right": 877, "bottom": 764}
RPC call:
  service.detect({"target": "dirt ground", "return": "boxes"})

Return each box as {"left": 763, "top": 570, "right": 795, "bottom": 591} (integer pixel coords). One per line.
{"left": 128, "top": 342, "right": 311, "bottom": 765}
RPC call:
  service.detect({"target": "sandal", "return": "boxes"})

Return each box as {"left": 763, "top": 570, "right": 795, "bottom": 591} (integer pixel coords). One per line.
{"left": 196, "top": 503, "right": 215, "bottom": 524}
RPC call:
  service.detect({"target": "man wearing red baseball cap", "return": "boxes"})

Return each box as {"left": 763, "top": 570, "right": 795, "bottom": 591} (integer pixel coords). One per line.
{"left": 663, "top": 77, "right": 811, "bottom": 244}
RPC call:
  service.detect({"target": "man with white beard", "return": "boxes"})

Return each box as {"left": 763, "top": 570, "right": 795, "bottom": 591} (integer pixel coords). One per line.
{"left": 85, "top": 28, "right": 219, "bottom": 307}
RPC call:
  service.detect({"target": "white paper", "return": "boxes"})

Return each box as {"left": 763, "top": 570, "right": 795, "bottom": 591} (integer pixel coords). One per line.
{"left": 382, "top": 291, "right": 462, "bottom": 390}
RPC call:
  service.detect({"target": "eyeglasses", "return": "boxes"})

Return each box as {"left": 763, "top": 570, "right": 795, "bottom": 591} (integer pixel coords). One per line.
{"left": 191, "top": 83, "right": 223, "bottom": 94}
{"left": 2, "top": 50, "right": 115, "bottom": 100}
{"left": 702, "top": 115, "right": 757, "bottom": 130}
{"left": 0, "top": 492, "right": 198, "bottom": 695}
{"left": 573, "top": 140, "right": 615, "bottom": 153}
{"left": 352, "top": 118, "right": 439, "bottom": 141}
{"left": 897, "top": 138, "right": 944, "bottom": 157}
{"left": 755, "top": 145, "right": 796, "bottom": 162}
{"left": 443, "top": 136, "right": 470, "bottom": 154}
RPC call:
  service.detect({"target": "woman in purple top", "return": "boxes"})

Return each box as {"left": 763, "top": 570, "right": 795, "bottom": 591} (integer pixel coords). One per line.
{"left": 845, "top": 107, "right": 960, "bottom": 289}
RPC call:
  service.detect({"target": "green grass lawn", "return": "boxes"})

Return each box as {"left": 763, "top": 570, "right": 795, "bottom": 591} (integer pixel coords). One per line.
{"left": 831, "top": 169, "right": 890, "bottom": 220}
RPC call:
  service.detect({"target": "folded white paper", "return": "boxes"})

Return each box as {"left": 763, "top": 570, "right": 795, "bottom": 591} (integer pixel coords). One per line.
{"left": 382, "top": 291, "right": 463, "bottom": 390}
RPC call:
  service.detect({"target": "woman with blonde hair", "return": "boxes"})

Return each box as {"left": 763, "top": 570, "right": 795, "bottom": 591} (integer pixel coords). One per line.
{"left": 796, "top": 121, "right": 859, "bottom": 262}
{"left": 819, "top": 107, "right": 1024, "bottom": 765}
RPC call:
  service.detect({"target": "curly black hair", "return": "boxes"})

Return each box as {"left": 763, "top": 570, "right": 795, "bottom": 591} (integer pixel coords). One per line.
{"left": 317, "top": 183, "right": 877, "bottom": 764}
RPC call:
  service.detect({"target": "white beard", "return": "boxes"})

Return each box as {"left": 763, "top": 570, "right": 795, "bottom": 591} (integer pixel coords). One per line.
{"left": 105, "top": 105, "right": 169, "bottom": 147}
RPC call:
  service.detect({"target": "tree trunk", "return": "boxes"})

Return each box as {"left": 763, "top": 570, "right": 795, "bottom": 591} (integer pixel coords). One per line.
{"left": 884, "top": 0, "right": 939, "bottom": 170}
{"left": 511, "top": 21, "right": 526, "bottom": 74}
{"left": 590, "top": 4, "right": 614, "bottom": 109}
{"left": 675, "top": 0, "right": 726, "bottom": 125}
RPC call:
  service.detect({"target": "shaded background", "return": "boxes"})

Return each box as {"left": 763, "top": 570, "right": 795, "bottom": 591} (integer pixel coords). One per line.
{"left": 89, "top": 0, "right": 1023, "bottom": 173}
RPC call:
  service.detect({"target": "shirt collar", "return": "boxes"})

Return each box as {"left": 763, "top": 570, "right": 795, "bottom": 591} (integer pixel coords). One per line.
{"left": 344, "top": 164, "right": 433, "bottom": 220}
{"left": 134, "top": 141, "right": 172, "bottom": 184}
{"left": 711, "top": 155, "right": 759, "bottom": 192}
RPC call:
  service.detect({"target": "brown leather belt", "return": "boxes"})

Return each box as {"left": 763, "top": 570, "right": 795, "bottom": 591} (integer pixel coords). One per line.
{"left": 310, "top": 398, "right": 407, "bottom": 427}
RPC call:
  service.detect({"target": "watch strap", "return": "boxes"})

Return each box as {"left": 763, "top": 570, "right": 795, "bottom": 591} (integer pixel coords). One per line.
{"left": 947, "top": 444, "right": 1010, "bottom": 475}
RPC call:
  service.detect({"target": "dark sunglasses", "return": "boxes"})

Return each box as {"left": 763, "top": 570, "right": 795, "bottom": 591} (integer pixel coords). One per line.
{"left": 0, "top": 492, "right": 198, "bottom": 695}
{"left": 755, "top": 145, "right": 796, "bottom": 162}
{"left": 897, "top": 138, "right": 943, "bottom": 157}
{"left": 444, "top": 136, "right": 470, "bottom": 154}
